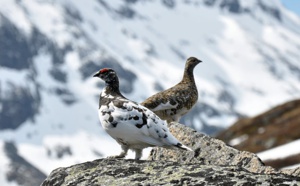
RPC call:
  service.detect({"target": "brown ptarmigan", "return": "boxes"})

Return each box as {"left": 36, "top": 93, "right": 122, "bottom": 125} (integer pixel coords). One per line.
{"left": 141, "top": 57, "right": 202, "bottom": 123}
{"left": 93, "top": 68, "right": 193, "bottom": 160}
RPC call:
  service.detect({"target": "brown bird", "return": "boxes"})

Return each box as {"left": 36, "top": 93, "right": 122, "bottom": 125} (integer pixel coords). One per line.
{"left": 141, "top": 57, "right": 202, "bottom": 123}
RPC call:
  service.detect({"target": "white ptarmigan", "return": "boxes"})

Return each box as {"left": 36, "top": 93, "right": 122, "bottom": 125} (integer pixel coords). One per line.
{"left": 141, "top": 57, "right": 202, "bottom": 123}
{"left": 93, "top": 68, "right": 193, "bottom": 160}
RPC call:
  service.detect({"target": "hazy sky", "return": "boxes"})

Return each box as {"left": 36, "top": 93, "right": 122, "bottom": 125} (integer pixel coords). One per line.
{"left": 281, "top": 0, "right": 300, "bottom": 16}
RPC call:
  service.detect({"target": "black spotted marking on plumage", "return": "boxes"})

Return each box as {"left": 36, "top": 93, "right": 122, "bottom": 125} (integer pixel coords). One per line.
{"left": 150, "top": 115, "right": 159, "bottom": 124}
{"left": 128, "top": 115, "right": 139, "bottom": 120}
{"left": 169, "top": 109, "right": 177, "bottom": 116}
{"left": 111, "top": 121, "right": 118, "bottom": 128}
{"left": 142, "top": 113, "right": 147, "bottom": 124}
{"left": 132, "top": 106, "right": 145, "bottom": 113}
{"left": 154, "top": 129, "right": 167, "bottom": 138}
{"left": 135, "top": 124, "right": 144, "bottom": 128}
{"left": 175, "top": 143, "right": 183, "bottom": 148}
{"left": 170, "top": 99, "right": 177, "bottom": 106}
{"left": 116, "top": 138, "right": 127, "bottom": 146}
{"left": 108, "top": 115, "right": 114, "bottom": 122}
{"left": 113, "top": 100, "right": 128, "bottom": 110}
{"left": 155, "top": 129, "right": 162, "bottom": 138}
{"left": 99, "top": 97, "right": 114, "bottom": 109}
{"left": 120, "top": 117, "right": 127, "bottom": 121}
{"left": 101, "top": 111, "right": 111, "bottom": 116}
{"left": 135, "top": 113, "right": 148, "bottom": 129}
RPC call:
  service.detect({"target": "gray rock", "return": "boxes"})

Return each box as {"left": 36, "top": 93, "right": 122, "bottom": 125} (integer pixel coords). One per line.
{"left": 149, "top": 122, "right": 272, "bottom": 173}
{"left": 41, "top": 159, "right": 299, "bottom": 186}
{"left": 41, "top": 123, "right": 300, "bottom": 186}
{"left": 282, "top": 167, "right": 300, "bottom": 178}
{"left": 149, "top": 122, "right": 300, "bottom": 177}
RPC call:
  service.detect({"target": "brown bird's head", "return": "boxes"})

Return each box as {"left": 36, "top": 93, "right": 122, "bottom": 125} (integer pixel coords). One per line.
{"left": 184, "top": 57, "right": 202, "bottom": 75}
{"left": 186, "top": 57, "right": 202, "bottom": 69}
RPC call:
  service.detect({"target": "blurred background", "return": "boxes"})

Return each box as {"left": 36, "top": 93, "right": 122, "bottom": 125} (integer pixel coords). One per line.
{"left": 0, "top": 0, "right": 299, "bottom": 185}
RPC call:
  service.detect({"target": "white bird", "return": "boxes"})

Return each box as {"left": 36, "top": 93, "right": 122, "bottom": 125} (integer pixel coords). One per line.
{"left": 93, "top": 68, "right": 193, "bottom": 160}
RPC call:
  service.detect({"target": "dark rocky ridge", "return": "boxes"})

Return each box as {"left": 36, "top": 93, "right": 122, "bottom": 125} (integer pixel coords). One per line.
{"left": 217, "top": 99, "right": 300, "bottom": 152}
{"left": 42, "top": 123, "right": 300, "bottom": 185}
{"left": 216, "top": 99, "right": 300, "bottom": 169}
{"left": 204, "top": 0, "right": 281, "bottom": 21}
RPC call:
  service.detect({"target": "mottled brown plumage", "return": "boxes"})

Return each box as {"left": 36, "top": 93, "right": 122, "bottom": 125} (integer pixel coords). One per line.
{"left": 141, "top": 57, "right": 202, "bottom": 123}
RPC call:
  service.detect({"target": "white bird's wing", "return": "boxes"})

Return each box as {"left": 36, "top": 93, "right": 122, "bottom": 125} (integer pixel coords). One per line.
{"left": 100, "top": 98, "right": 180, "bottom": 147}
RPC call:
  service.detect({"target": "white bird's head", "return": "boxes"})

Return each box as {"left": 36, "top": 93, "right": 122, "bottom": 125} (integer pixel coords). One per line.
{"left": 93, "top": 68, "right": 118, "bottom": 85}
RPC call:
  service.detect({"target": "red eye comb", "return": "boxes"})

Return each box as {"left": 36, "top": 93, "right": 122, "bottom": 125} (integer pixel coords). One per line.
{"left": 100, "top": 68, "right": 109, "bottom": 73}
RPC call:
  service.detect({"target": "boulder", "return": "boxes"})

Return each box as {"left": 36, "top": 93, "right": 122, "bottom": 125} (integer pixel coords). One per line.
{"left": 41, "top": 122, "right": 300, "bottom": 185}
{"left": 41, "top": 159, "right": 299, "bottom": 186}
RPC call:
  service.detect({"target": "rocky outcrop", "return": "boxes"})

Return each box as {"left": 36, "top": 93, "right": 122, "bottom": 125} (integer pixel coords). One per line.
{"left": 149, "top": 122, "right": 276, "bottom": 174}
{"left": 42, "top": 159, "right": 299, "bottom": 186}
{"left": 41, "top": 122, "right": 300, "bottom": 185}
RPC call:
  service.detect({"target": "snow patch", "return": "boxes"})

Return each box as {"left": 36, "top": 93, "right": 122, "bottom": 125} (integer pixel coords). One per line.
{"left": 257, "top": 139, "right": 300, "bottom": 163}
{"left": 229, "top": 135, "right": 249, "bottom": 146}
{"left": 0, "top": 0, "right": 32, "bottom": 35}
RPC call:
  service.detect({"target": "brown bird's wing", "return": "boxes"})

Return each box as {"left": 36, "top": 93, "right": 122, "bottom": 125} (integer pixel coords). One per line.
{"left": 141, "top": 83, "right": 192, "bottom": 111}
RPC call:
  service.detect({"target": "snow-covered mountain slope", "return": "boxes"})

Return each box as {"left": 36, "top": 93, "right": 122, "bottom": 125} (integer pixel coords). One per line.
{"left": 0, "top": 0, "right": 300, "bottom": 185}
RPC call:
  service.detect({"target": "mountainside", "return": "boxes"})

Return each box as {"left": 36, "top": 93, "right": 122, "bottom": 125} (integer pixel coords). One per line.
{"left": 0, "top": 0, "right": 300, "bottom": 185}
{"left": 216, "top": 99, "right": 300, "bottom": 169}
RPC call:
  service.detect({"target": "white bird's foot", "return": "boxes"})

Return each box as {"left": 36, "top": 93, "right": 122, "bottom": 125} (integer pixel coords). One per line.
{"left": 107, "top": 154, "right": 126, "bottom": 159}
{"left": 134, "top": 149, "right": 143, "bottom": 160}
{"left": 107, "top": 145, "right": 128, "bottom": 159}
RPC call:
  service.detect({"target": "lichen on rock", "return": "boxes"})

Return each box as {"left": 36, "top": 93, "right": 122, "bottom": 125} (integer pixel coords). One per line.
{"left": 41, "top": 122, "right": 300, "bottom": 186}
{"left": 41, "top": 159, "right": 300, "bottom": 186}
{"left": 149, "top": 122, "right": 300, "bottom": 177}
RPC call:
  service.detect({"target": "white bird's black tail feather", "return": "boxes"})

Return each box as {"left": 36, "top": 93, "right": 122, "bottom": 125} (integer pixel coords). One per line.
{"left": 174, "top": 142, "right": 193, "bottom": 152}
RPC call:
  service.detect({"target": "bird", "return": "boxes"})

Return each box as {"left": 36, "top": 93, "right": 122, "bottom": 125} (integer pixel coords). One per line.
{"left": 93, "top": 68, "right": 193, "bottom": 160}
{"left": 141, "top": 57, "right": 202, "bottom": 123}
